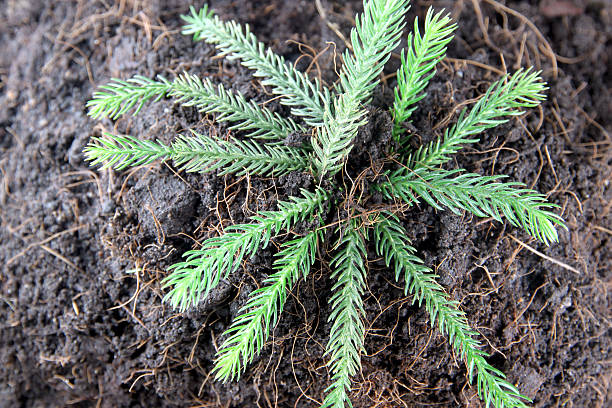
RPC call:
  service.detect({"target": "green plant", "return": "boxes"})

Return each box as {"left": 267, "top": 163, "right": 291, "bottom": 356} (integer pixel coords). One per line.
{"left": 85, "top": 1, "right": 566, "bottom": 407}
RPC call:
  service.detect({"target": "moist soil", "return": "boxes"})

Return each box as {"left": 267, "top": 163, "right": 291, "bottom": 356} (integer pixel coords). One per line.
{"left": 1, "top": 1, "right": 610, "bottom": 407}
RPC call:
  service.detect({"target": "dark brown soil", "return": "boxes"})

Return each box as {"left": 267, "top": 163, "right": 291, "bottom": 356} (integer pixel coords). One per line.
{"left": 1, "top": 1, "right": 610, "bottom": 407}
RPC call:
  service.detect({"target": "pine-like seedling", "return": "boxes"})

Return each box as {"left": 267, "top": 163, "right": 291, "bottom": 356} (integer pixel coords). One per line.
{"left": 85, "top": 1, "right": 566, "bottom": 407}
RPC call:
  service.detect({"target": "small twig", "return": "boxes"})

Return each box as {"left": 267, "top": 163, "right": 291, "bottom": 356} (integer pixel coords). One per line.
{"left": 40, "top": 245, "right": 84, "bottom": 273}
{"left": 315, "top": 0, "right": 353, "bottom": 51}
{"left": 507, "top": 234, "right": 580, "bottom": 274}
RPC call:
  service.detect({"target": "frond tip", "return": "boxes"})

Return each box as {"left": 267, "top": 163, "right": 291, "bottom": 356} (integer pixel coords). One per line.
{"left": 84, "top": 132, "right": 171, "bottom": 170}
{"left": 87, "top": 75, "right": 171, "bottom": 120}
{"left": 374, "top": 214, "right": 531, "bottom": 408}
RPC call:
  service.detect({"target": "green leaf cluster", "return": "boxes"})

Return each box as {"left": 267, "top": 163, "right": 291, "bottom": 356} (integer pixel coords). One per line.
{"left": 163, "top": 188, "right": 327, "bottom": 311}
{"left": 374, "top": 214, "right": 530, "bottom": 408}
{"left": 393, "top": 8, "right": 456, "bottom": 140}
{"left": 85, "top": 130, "right": 307, "bottom": 176}
{"left": 213, "top": 228, "right": 321, "bottom": 382}
{"left": 85, "top": 1, "right": 566, "bottom": 407}
{"left": 311, "top": 0, "right": 410, "bottom": 178}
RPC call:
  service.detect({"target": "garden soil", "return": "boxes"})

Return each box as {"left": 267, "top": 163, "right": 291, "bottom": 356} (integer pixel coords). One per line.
{"left": 1, "top": 0, "right": 610, "bottom": 407}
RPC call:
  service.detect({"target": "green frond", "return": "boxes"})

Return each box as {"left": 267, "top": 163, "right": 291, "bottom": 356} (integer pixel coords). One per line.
{"left": 312, "top": 0, "right": 411, "bottom": 179}
{"left": 182, "top": 5, "right": 329, "bottom": 127}
{"left": 322, "top": 219, "right": 369, "bottom": 408}
{"left": 85, "top": 131, "right": 309, "bottom": 177}
{"left": 87, "top": 75, "right": 171, "bottom": 120}
{"left": 393, "top": 7, "right": 457, "bottom": 140}
{"left": 375, "top": 166, "right": 565, "bottom": 245}
{"left": 84, "top": 132, "right": 171, "bottom": 170}
{"left": 407, "top": 68, "right": 547, "bottom": 170}
{"left": 163, "top": 189, "right": 328, "bottom": 311}
{"left": 87, "top": 73, "right": 303, "bottom": 140}
{"left": 213, "top": 229, "right": 321, "bottom": 382}
{"left": 374, "top": 214, "right": 531, "bottom": 408}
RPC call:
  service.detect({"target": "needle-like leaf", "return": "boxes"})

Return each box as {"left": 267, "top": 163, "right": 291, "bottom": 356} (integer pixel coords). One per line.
{"left": 322, "top": 218, "right": 369, "bottom": 408}
{"left": 312, "top": 0, "right": 411, "bottom": 178}
{"left": 88, "top": 73, "right": 304, "bottom": 140}
{"left": 407, "top": 69, "right": 547, "bottom": 170}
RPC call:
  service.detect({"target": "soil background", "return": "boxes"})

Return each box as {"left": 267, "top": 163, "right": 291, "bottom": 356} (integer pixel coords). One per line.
{"left": 1, "top": 0, "right": 610, "bottom": 407}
